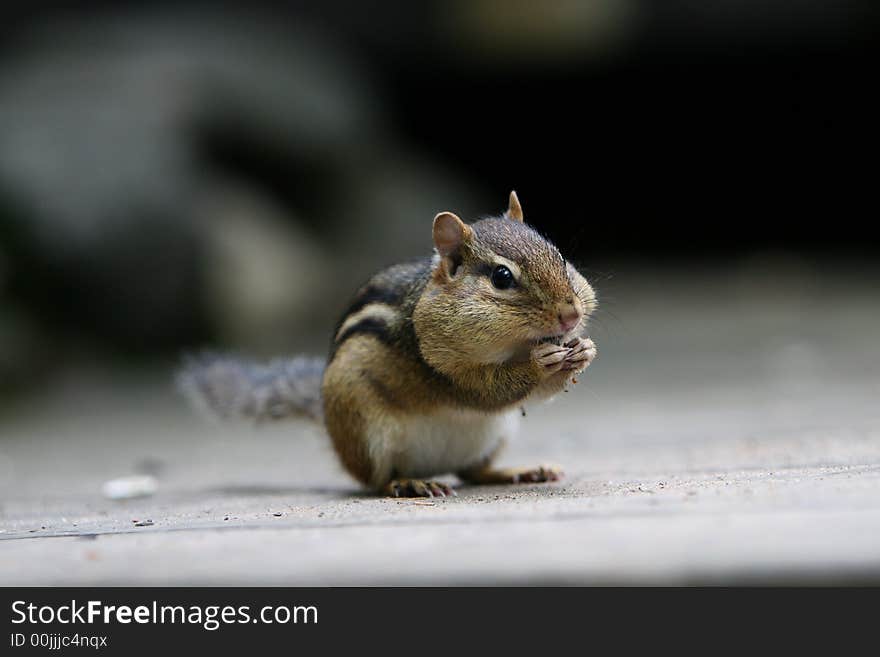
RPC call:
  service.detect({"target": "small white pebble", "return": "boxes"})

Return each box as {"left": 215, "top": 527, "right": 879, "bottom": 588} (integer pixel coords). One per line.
{"left": 101, "top": 475, "right": 158, "bottom": 500}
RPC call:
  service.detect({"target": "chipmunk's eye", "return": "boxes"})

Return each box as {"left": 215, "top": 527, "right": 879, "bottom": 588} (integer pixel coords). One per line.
{"left": 491, "top": 265, "right": 515, "bottom": 290}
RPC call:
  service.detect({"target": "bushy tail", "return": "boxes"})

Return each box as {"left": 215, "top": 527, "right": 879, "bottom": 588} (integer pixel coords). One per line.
{"left": 177, "top": 353, "right": 325, "bottom": 423}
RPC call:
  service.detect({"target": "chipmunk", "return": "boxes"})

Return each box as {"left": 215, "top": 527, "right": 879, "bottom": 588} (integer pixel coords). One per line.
{"left": 179, "top": 192, "right": 597, "bottom": 497}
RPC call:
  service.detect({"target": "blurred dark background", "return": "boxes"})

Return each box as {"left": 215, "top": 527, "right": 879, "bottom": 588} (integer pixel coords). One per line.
{"left": 1, "top": 1, "right": 878, "bottom": 396}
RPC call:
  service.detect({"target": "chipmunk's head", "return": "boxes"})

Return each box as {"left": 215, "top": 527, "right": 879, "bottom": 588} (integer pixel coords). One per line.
{"left": 425, "top": 191, "right": 595, "bottom": 362}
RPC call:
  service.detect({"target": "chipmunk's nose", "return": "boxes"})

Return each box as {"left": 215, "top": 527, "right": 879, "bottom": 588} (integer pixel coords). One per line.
{"left": 557, "top": 299, "right": 582, "bottom": 333}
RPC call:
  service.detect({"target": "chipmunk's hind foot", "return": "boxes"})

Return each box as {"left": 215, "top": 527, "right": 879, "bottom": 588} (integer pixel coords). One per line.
{"left": 384, "top": 479, "right": 456, "bottom": 498}
{"left": 509, "top": 465, "right": 563, "bottom": 483}
{"left": 458, "top": 465, "right": 563, "bottom": 485}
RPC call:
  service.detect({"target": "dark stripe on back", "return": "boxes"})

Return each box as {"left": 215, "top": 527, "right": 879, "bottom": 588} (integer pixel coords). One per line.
{"left": 339, "top": 286, "right": 402, "bottom": 325}
{"left": 328, "top": 257, "right": 433, "bottom": 363}
{"left": 334, "top": 317, "right": 390, "bottom": 348}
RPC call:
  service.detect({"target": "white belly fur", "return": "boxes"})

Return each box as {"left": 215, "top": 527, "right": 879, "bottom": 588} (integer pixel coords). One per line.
{"left": 374, "top": 408, "right": 520, "bottom": 479}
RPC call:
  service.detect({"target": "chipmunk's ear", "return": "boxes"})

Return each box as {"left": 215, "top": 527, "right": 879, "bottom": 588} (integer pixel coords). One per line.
{"left": 505, "top": 190, "right": 524, "bottom": 222}
{"left": 432, "top": 211, "right": 472, "bottom": 256}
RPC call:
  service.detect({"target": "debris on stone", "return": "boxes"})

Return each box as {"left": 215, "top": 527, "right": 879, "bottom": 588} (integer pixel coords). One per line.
{"left": 102, "top": 475, "right": 158, "bottom": 500}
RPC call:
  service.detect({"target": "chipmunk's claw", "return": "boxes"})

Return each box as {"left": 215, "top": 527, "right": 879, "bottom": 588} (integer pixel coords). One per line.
{"left": 385, "top": 479, "right": 456, "bottom": 498}
{"left": 561, "top": 337, "right": 597, "bottom": 372}
{"left": 532, "top": 342, "right": 570, "bottom": 374}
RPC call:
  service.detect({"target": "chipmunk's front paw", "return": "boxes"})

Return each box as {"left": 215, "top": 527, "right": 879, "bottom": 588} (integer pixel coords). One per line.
{"left": 561, "top": 337, "right": 597, "bottom": 372}
{"left": 532, "top": 342, "right": 571, "bottom": 376}
{"left": 384, "top": 479, "right": 456, "bottom": 498}
{"left": 510, "top": 465, "right": 564, "bottom": 484}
